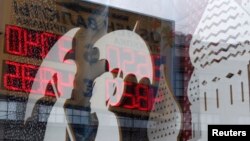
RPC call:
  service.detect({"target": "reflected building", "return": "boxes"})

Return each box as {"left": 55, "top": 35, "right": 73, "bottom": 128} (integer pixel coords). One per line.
{"left": 173, "top": 32, "right": 194, "bottom": 141}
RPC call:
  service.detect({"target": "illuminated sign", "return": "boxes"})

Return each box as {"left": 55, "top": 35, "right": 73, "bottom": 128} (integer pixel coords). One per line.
{"left": 3, "top": 60, "right": 74, "bottom": 96}
{"left": 5, "top": 25, "right": 58, "bottom": 59}
{"left": 5, "top": 25, "right": 72, "bottom": 61}
{"left": 118, "top": 82, "right": 156, "bottom": 111}
{"left": 106, "top": 45, "right": 161, "bottom": 81}
{"left": 3, "top": 25, "right": 163, "bottom": 112}
{"left": 3, "top": 25, "right": 75, "bottom": 96}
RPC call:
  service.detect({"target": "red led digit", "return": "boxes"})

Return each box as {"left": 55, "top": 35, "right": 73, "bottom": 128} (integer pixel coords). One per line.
{"left": 121, "top": 82, "right": 135, "bottom": 109}
{"left": 25, "top": 30, "right": 41, "bottom": 58}
{"left": 26, "top": 31, "right": 40, "bottom": 46}
{"left": 137, "top": 52, "right": 151, "bottom": 80}
{"left": 41, "top": 32, "right": 59, "bottom": 59}
{"left": 107, "top": 45, "right": 121, "bottom": 71}
{"left": 122, "top": 48, "right": 135, "bottom": 75}
{"left": 5, "top": 25, "right": 62, "bottom": 59}
{"left": 136, "top": 84, "right": 150, "bottom": 111}
{"left": 151, "top": 54, "right": 161, "bottom": 81}
{"left": 6, "top": 25, "right": 26, "bottom": 56}
{"left": 122, "top": 92, "right": 136, "bottom": 109}
{"left": 22, "top": 63, "right": 39, "bottom": 93}
{"left": 3, "top": 60, "right": 74, "bottom": 97}
{"left": 4, "top": 61, "right": 22, "bottom": 91}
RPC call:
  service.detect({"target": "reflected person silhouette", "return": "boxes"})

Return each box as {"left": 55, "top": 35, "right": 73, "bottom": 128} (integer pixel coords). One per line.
{"left": 90, "top": 29, "right": 153, "bottom": 141}
{"left": 90, "top": 70, "right": 123, "bottom": 141}
{"left": 44, "top": 60, "right": 76, "bottom": 141}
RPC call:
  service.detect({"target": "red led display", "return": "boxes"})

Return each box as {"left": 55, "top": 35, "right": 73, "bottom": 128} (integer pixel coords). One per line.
{"left": 105, "top": 79, "right": 155, "bottom": 111}
{"left": 105, "top": 45, "right": 162, "bottom": 111}
{"left": 5, "top": 25, "right": 72, "bottom": 61}
{"left": 3, "top": 60, "right": 74, "bottom": 97}
{"left": 4, "top": 25, "right": 162, "bottom": 112}
{"left": 3, "top": 59, "right": 158, "bottom": 111}
{"left": 107, "top": 45, "right": 160, "bottom": 82}
{"left": 151, "top": 54, "right": 161, "bottom": 81}
{"left": 121, "top": 82, "right": 153, "bottom": 111}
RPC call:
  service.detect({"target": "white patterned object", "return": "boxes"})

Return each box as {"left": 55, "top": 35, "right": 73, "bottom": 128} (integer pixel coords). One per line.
{"left": 147, "top": 65, "right": 182, "bottom": 141}
{"left": 187, "top": 71, "right": 201, "bottom": 141}
{"left": 242, "top": 0, "right": 250, "bottom": 14}
{"left": 188, "top": 0, "right": 250, "bottom": 141}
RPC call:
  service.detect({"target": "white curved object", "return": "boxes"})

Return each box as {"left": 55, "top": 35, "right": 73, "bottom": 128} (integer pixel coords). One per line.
{"left": 94, "top": 30, "right": 153, "bottom": 84}
{"left": 91, "top": 30, "right": 153, "bottom": 141}
{"left": 24, "top": 28, "right": 79, "bottom": 141}
{"left": 147, "top": 65, "right": 182, "bottom": 141}
{"left": 91, "top": 72, "right": 121, "bottom": 141}
{"left": 188, "top": 0, "right": 250, "bottom": 141}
